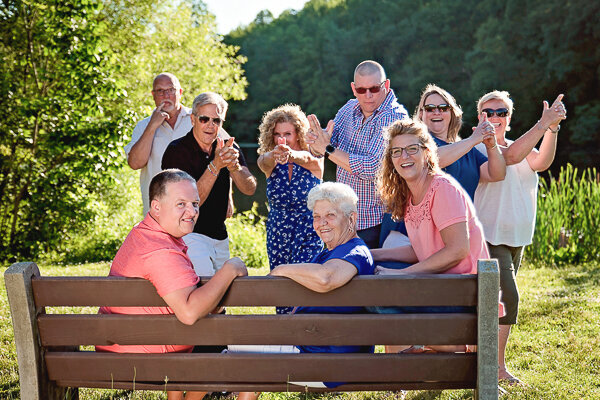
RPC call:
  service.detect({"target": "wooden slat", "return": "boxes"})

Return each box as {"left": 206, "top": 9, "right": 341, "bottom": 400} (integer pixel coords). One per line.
{"left": 32, "top": 275, "right": 477, "bottom": 307}
{"left": 54, "top": 380, "right": 476, "bottom": 391}
{"left": 45, "top": 352, "right": 477, "bottom": 383}
{"left": 38, "top": 313, "right": 477, "bottom": 346}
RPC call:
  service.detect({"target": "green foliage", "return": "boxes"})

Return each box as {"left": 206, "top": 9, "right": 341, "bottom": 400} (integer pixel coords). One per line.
{"left": 0, "top": 0, "right": 129, "bottom": 261}
{"left": 0, "top": 0, "right": 248, "bottom": 262}
{"left": 226, "top": 202, "right": 268, "bottom": 269}
{"left": 224, "top": 0, "right": 600, "bottom": 173}
{"left": 527, "top": 164, "right": 600, "bottom": 265}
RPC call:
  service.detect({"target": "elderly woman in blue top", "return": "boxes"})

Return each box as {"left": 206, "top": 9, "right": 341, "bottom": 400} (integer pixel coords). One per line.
{"left": 234, "top": 182, "right": 374, "bottom": 400}
{"left": 414, "top": 84, "right": 506, "bottom": 199}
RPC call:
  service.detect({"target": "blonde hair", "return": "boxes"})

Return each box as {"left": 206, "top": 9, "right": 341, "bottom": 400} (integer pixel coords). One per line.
{"left": 477, "top": 90, "right": 514, "bottom": 131}
{"left": 377, "top": 119, "right": 440, "bottom": 221}
{"left": 413, "top": 84, "right": 463, "bottom": 142}
{"left": 257, "top": 104, "right": 309, "bottom": 154}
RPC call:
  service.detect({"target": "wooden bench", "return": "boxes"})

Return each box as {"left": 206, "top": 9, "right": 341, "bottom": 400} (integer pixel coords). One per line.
{"left": 5, "top": 260, "right": 499, "bottom": 400}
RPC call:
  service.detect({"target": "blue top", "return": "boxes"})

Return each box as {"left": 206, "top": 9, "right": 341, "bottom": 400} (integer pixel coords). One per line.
{"left": 432, "top": 136, "right": 487, "bottom": 200}
{"left": 296, "top": 237, "right": 374, "bottom": 355}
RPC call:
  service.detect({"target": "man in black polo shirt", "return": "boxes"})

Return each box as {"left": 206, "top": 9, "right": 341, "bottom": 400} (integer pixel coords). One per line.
{"left": 162, "top": 92, "right": 257, "bottom": 276}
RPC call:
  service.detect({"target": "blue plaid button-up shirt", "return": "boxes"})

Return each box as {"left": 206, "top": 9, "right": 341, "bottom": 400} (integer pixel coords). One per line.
{"left": 331, "top": 89, "right": 408, "bottom": 230}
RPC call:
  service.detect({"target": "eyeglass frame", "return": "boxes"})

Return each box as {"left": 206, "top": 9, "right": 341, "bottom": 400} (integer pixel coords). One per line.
{"left": 193, "top": 113, "right": 224, "bottom": 125}
{"left": 152, "top": 87, "right": 178, "bottom": 97}
{"left": 422, "top": 103, "right": 451, "bottom": 113}
{"left": 354, "top": 81, "right": 386, "bottom": 95}
{"left": 390, "top": 143, "right": 425, "bottom": 158}
{"left": 481, "top": 108, "right": 510, "bottom": 118}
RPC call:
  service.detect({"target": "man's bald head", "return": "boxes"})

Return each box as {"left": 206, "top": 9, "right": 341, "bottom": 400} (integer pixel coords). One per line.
{"left": 353, "top": 60, "right": 386, "bottom": 82}
{"left": 153, "top": 72, "right": 181, "bottom": 90}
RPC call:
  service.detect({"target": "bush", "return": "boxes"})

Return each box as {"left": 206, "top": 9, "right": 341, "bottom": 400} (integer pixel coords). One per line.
{"left": 44, "top": 166, "right": 143, "bottom": 264}
{"left": 226, "top": 202, "right": 268, "bottom": 269}
{"left": 527, "top": 164, "right": 600, "bottom": 265}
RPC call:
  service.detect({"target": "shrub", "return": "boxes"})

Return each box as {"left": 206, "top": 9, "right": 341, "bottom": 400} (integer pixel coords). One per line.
{"left": 527, "top": 164, "right": 600, "bottom": 265}
{"left": 226, "top": 202, "right": 268, "bottom": 269}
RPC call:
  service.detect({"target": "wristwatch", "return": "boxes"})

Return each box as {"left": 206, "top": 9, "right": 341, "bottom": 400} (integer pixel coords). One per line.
{"left": 325, "top": 144, "right": 335, "bottom": 158}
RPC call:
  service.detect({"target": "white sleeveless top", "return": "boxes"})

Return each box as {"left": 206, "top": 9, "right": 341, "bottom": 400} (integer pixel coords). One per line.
{"left": 474, "top": 141, "right": 539, "bottom": 247}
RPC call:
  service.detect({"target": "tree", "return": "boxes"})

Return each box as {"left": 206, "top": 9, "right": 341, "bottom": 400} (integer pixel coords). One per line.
{"left": 0, "top": 0, "right": 248, "bottom": 261}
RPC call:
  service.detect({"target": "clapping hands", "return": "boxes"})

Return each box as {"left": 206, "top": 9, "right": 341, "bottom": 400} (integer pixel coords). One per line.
{"left": 214, "top": 137, "right": 241, "bottom": 171}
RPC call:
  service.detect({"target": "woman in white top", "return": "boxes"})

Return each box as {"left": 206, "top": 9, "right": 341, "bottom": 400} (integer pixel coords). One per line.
{"left": 474, "top": 90, "right": 566, "bottom": 385}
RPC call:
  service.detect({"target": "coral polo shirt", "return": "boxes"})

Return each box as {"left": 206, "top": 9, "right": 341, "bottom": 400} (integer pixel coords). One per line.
{"left": 96, "top": 214, "right": 200, "bottom": 353}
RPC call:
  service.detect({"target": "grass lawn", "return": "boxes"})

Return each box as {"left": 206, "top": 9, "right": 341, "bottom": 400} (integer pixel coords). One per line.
{"left": 1, "top": 261, "right": 599, "bottom": 399}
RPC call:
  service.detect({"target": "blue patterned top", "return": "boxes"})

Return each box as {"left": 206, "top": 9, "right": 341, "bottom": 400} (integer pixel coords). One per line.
{"left": 266, "top": 162, "right": 323, "bottom": 283}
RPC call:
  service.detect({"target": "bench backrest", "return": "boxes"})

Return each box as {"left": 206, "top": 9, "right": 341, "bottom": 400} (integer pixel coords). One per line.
{"left": 5, "top": 260, "right": 499, "bottom": 400}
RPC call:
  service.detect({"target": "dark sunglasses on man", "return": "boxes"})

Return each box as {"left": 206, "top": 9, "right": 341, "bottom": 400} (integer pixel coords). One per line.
{"left": 194, "top": 114, "right": 223, "bottom": 125}
{"left": 354, "top": 81, "right": 385, "bottom": 94}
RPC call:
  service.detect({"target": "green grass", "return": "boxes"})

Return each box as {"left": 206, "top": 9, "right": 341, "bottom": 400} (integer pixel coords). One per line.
{"left": 2, "top": 261, "right": 599, "bottom": 399}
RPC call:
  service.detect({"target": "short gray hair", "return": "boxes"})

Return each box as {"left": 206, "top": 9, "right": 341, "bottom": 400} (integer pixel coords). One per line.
{"left": 307, "top": 182, "right": 358, "bottom": 217}
{"left": 192, "top": 92, "right": 228, "bottom": 120}
{"left": 354, "top": 60, "right": 386, "bottom": 82}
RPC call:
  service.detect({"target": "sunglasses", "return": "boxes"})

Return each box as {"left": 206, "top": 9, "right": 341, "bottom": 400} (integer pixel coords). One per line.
{"left": 354, "top": 81, "right": 385, "bottom": 94}
{"left": 390, "top": 144, "right": 424, "bottom": 158}
{"left": 481, "top": 108, "right": 509, "bottom": 118}
{"left": 423, "top": 104, "right": 451, "bottom": 113}
{"left": 194, "top": 114, "right": 223, "bottom": 125}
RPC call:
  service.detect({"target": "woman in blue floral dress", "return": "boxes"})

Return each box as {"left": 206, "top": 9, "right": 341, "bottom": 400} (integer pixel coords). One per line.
{"left": 257, "top": 104, "right": 324, "bottom": 314}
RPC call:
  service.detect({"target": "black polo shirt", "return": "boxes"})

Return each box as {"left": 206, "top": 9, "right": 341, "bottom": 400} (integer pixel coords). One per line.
{"left": 161, "top": 129, "right": 247, "bottom": 240}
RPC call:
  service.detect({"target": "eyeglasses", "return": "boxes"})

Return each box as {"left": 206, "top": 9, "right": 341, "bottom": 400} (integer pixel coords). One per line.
{"left": 354, "top": 81, "right": 385, "bottom": 94}
{"left": 423, "top": 104, "right": 451, "bottom": 113}
{"left": 153, "top": 87, "right": 177, "bottom": 96}
{"left": 390, "top": 144, "right": 424, "bottom": 158}
{"left": 481, "top": 108, "right": 509, "bottom": 118}
{"left": 194, "top": 114, "right": 223, "bottom": 125}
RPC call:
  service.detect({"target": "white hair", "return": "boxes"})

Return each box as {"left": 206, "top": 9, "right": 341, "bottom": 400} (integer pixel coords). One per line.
{"left": 307, "top": 182, "right": 358, "bottom": 217}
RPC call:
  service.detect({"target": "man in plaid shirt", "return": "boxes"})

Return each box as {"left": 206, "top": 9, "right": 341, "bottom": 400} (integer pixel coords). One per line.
{"left": 307, "top": 60, "right": 408, "bottom": 247}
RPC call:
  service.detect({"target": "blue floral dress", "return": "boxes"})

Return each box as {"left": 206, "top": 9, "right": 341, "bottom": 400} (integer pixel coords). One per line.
{"left": 266, "top": 162, "right": 323, "bottom": 314}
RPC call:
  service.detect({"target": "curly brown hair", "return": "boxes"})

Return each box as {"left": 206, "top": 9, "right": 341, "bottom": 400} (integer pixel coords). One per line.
{"left": 413, "top": 84, "right": 463, "bottom": 142}
{"left": 257, "top": 104, "right": 310, "bottom": 154}
{"left": 377, "top": 119, "right": 441, "bottom": 221}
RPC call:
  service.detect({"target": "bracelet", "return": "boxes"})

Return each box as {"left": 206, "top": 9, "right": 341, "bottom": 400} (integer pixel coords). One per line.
{"left": 487, "top": 144, "right": 498, "bottom": 150}
{"left": 207, "top": 161, "right": 218, "bottom": 177}
{"left": 548, "top": 125, "right": 560, "bottom": 133}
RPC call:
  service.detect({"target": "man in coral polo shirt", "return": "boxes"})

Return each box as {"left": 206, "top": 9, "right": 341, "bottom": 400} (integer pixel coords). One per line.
{"left": 96, "top": 169, "right": 247, "bottom": 400}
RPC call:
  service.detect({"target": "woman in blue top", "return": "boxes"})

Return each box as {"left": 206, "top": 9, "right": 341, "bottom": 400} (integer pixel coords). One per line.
{"left": 231, "top": 182, "right": 374, "bottom": 398}
{"left": 413, "top": 84, "right": 506, "bottom": 199}
{"left": 257, "top": 104, "right": 324, "bottom": 314}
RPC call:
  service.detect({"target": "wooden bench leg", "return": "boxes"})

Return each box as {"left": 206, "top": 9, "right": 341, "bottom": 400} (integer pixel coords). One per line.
{"left": 5, "top": 262, "right": 76, "bottom": 400}
{"left": 476, "top": 259, "right": 500, "bottom": 400}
